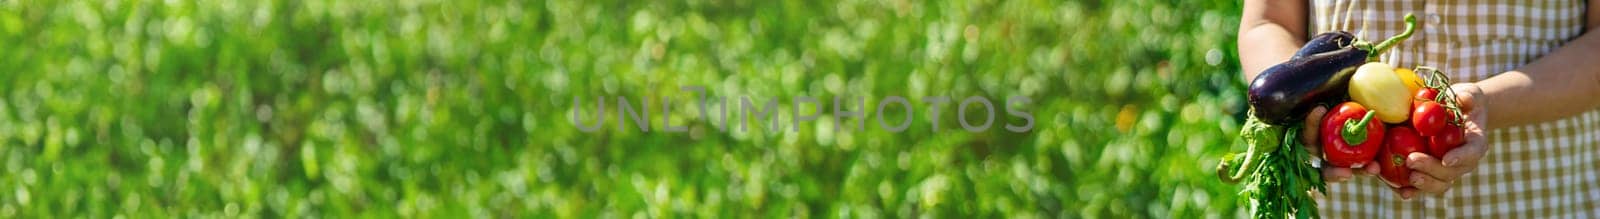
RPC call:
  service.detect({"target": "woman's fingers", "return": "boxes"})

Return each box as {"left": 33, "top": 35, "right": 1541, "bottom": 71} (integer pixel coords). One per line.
{"left": 1442, "top": 129, "right": 1486, "bottom": 169}
{"left": 1444, "top": 102, "right": 1490, "bottom": 168}
{"left": 1391, "top": 186, "right": 1418, "bottom": 201}
{"left": 1301, "top": 106, "right": 1327, "bottom": 153}
{"left": 1359, "top": 161, "right": 1382, "bottom": 175}
{"left": 1323, "top": 166, "right": 1356, "bottom": 183}
{"left": 1406, "top": 152, "right": 1461, "bottom": 182}
{"left": 1410, "top": 172, "right": 1452, "bottom": 195}
{"left": 1450, "top": 83, "right": 1481, "bottom": 112}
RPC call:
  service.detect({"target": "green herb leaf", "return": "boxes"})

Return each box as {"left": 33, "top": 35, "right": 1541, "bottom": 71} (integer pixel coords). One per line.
{"left": 1234, "top": 117, "right": 1327, "bottom": 219}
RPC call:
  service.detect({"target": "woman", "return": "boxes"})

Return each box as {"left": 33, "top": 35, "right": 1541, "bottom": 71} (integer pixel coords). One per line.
{"left": 1239, "top": 0, "right": 1600, "bottom": 217}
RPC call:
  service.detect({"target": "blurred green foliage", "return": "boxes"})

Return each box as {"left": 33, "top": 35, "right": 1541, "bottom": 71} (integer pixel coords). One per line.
{"left": 0, "top": 0, "right": 1253, "bottom": 217}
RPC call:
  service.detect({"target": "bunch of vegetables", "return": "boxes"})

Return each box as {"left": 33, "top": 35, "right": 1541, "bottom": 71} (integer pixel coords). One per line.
{"left": 1349, "top": 66, "right": 1469, "bottom": 188}
{"left": 1215, "top": 14, "right": 1464, "bottom": 218}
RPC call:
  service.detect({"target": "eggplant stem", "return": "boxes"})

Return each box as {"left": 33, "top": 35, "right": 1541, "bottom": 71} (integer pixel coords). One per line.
{"left": 1369, "top": 14, "right": 1418, "bottom": 58}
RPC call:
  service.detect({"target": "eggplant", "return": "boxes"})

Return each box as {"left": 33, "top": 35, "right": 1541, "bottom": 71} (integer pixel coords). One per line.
{"left": 1248, "top": 47, "right": 1369, "bottom": 125}
{"left": 1294, "top": 31, "right": 1355, "bottom": 57}
{"left": 1246, "top": 14, "right": 1418, "bottom": 125}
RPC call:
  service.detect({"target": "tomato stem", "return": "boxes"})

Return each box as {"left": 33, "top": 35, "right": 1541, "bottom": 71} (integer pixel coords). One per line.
{"left": 1419, "top": 67, "right": 1468, "bottom": 126}
{"left": 1342, "top": 110, "right": 1376, "bottom": 145}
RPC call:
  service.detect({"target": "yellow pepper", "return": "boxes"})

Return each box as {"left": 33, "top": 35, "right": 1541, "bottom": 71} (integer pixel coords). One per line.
{"left": 1348, "top": 62, "right": 1412, "bottom": 123}
{"left": 1394, "top": 68, "right": 1423, "bottom": 95}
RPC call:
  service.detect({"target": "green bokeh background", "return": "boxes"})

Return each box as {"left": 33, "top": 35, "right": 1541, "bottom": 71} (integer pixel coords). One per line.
{"left": 0, "top": 0, "right": 1255, "bottom": 217}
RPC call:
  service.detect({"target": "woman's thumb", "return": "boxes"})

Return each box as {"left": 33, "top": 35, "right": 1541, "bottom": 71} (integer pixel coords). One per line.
{"left": 1301, "top": 106, "right": 1327, "bottom": 150}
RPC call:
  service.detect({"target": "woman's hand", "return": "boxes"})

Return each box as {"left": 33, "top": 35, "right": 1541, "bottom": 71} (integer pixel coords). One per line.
{"left": 1404, "top": 83, "right": 1490, "bottom": 197}
{"left": 1299, "top": 106, "right": 1383, "bottom": 185}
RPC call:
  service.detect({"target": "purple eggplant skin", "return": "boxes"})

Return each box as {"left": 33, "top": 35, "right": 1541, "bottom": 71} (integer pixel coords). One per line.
{"left": 1248, "top": 46, "right": 1371, "bottom": 125}
{"left": 1294, "top": 31, "right": 1355, "bottom": 57}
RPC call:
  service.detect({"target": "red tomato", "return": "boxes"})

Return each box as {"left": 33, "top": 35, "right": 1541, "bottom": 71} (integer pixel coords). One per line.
{"left": 1428, "top": 124, "right": 1466, "bottom": 156}
{"left": 1414, "top": 88, "right": 1440, "bottom": 103}
{"left": 1411, "top": 101, "right": 1450, "bottom": 136}
{"left": 1321, "top": 102, "right": 1385, "bottom": 168}
{"left": 1380, "top": 126, "right": 1426, "bottom": 188}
